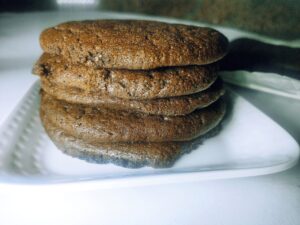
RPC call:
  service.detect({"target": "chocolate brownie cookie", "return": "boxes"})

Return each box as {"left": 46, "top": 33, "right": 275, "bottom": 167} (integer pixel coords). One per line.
{"left": 43, "top": 119, "right": 184, "bottom": 168}
{"left": 40, "top": 78, "right": 224, "bottom": 116}
{"left": 40, "top": 20, "right": 228, "bottom": 69}
{"left": 33, "top": 53, "right": 218, "bottom": 99}
{"left": 40, "top": 92, "right": 226, "bottom": 143}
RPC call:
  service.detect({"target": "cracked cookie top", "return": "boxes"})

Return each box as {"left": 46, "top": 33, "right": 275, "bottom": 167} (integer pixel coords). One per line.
{"left": 39, "top": 20, "right": 229, "bottom": 69}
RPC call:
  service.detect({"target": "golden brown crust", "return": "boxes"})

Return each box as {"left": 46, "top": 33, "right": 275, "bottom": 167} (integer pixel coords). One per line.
{"left": 40, "top": 20, "right": 228, "bottom": 69}
{"left": 40, "top": 78, "right": 224, "bottom": 116}
{"left": 40, "top": 92, "right": 226, "bottom": 143}
{"left": 33, "top": 53, "right": 218, "bottom": 99}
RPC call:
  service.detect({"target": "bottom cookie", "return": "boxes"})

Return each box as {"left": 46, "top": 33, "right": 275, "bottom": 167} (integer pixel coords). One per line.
{"left": 44, "top": 119, "right": 182, "bottom": 168}
{"left": 42, "top": 117, "right": 223, "bottom": 168}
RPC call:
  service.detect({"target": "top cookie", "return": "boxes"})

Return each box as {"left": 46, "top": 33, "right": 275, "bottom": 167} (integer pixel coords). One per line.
{"left": 40, "top": 20, "right": 229, "bottom": 69}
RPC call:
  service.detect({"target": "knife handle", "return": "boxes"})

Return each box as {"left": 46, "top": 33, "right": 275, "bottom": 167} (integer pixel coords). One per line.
{"left": 220, "top": 38, "right": 300, "bottom": 79}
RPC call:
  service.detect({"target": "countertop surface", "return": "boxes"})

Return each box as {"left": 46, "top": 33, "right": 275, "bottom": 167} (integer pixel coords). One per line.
{"left": 0, "top": 12, "right": 300, "bottom": 225}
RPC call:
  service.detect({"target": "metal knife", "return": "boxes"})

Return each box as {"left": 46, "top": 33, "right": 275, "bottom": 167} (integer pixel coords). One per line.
{"left": 219, "top": 38, "right": 300, "bottom": 99}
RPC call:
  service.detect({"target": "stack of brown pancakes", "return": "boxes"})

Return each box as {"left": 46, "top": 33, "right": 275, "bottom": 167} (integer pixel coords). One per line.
{"left": 33, "top": 20, "right": 229, "bottom": 168}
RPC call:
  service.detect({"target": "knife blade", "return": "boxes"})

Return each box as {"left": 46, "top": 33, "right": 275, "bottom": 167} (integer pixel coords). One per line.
{"left": 219, "top": 38, "right": 300, "bottom": 99}
{"left": 220, "top": 70, "right": 300, "bottom": 100}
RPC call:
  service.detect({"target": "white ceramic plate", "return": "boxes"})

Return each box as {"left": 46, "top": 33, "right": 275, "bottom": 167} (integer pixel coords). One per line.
{"left": 0, "top": 81, "right": 298, "bottom": 189}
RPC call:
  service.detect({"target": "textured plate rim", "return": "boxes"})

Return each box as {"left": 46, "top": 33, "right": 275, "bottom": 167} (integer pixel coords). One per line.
{"left": 0, "top": 157, "right": 298, "bottom": 191}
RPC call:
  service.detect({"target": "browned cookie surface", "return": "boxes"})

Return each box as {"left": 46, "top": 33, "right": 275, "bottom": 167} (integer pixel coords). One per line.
{"left": 43, "top": 119, "right": 184, "bottom": 168}
{"left": 33, "top": 53, "right": 218, "bottom": 99}
{"left": 40, "top": 20, "right": 228, "bottom": 69}
{"left": 40, "top": 78, "right": 224, "bottom": 116}
{"left": 40, "top": 92, "right": 226, "bottom": 143}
